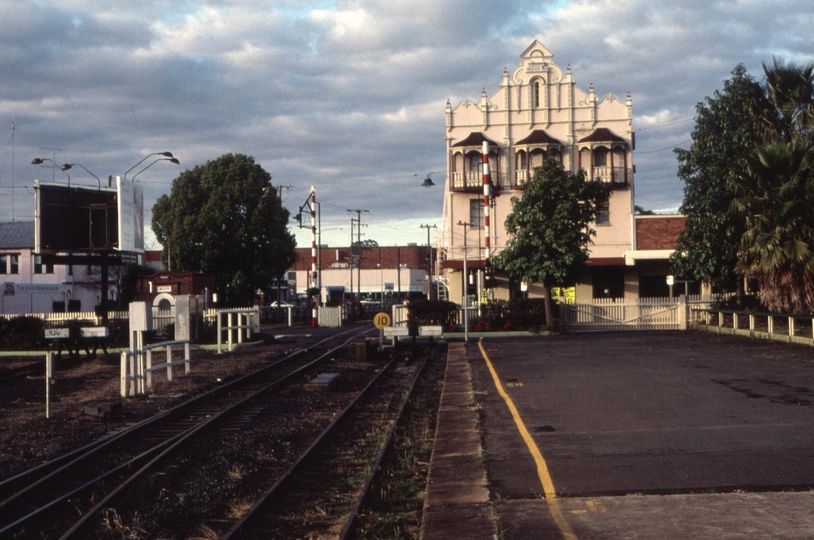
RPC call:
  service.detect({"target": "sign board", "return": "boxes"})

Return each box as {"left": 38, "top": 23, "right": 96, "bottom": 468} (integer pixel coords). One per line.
{"left": 34, "top": 181, "right": 119, "bottom": 252}
{"left": 384, "top": 327, "right": 410, "bottom": 337}
{"left": 45, "top": 328, "right": 70, "bottom": 339}
{"left": 419, "top": 325, "right": 443, "bottom": 336}
{"left": 81, "top": 327, "right": 109, "bottom": 338}
{"left": 5, "top": 283, "right": 62, "bottom": 295}
{"left": 666, "top": 275, "right": 674, "bottom": 286}
{"left": 156, "top": 285, "right": 172, "bottom": 293}
{"left": 116, "top": 176, "right": 144, "bottom": 253}
{"left": 129, "top": 301, "right": 152, "bottom": 332}
{"left": 373, "top": 312, "right": 391, "bottom": 329}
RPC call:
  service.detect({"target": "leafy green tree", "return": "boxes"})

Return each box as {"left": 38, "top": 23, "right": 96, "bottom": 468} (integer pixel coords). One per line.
{"left": 494, "top": 157, "right": 612, "bottom": 324}
{"left": 151, "top": 153, "right": 296, "bottom": 305}
{"left": 670, "top": 65, "right": 770, "bottom": 297}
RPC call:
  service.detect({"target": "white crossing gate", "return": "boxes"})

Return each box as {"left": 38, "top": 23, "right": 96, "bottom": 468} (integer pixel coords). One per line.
{"left": 563, "top": 297, "right": 688, "bottom": 332}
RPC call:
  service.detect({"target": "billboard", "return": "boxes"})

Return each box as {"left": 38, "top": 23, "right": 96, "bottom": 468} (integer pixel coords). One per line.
{"left": 34, "top": 177, "right": 144, "bottom": 254}
{"left": 35, "top": 181, "right": 118, "bottom": 252}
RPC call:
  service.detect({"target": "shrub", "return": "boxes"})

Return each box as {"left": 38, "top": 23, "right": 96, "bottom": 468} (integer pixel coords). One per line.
{"left": 406, "top": 300, "right": 459, "bottom": 327}
{"left": 480, "top": 298, "right": 548, "bottom": 331}
{"left": 0, "top": 316, "right": 45, "bottom": 350}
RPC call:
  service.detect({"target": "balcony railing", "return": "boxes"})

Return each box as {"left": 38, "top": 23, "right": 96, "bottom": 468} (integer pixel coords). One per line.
{"left": 592, "top": 166, "right": 631, "bottom": 185}
{"left": 451, "top": 171, "right": 507, "bottom": 191}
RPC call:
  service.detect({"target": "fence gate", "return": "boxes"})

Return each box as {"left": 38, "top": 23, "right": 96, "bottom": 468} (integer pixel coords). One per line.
{"left": 562, "top": 297, "right": 687, "bottom": 332}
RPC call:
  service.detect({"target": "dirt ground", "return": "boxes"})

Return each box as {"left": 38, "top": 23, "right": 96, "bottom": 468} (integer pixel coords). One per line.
{"left": 0, "top": 343, "right": 290, "bottom": 482}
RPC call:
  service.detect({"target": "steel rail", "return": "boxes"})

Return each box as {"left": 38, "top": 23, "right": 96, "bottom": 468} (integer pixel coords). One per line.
{"left": 221, "top": 354, "right": 404, "bottom": 539}
{"left": 58, "top": 327, "right": 374, "bottom": 539}
{"left": 338, "top": 357, "right": 429, "bottom": 539}
{"left": 0, "top": 326, "right": 373, "bottom": 538}
{"left": 0, "top": 324, "right": 369, "bottom": 499}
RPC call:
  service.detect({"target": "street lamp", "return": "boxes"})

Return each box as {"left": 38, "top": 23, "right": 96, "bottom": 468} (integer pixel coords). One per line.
{"left": 63, "top": 163, "right": 101, "bottom": 188}
{"left": 31, "top": 158, "right": 72, "bottom": 186}
{"left": 417, "top": 172, "right": 440, "bottom": 188}
{"left": 457, "top": 220, "right": 470, "bottom": 342}
{"left": 124, "top": 151, "right": 175, "bottom": 180}
{"left": 131, "top": 157, "right": 180, "bottom": 181}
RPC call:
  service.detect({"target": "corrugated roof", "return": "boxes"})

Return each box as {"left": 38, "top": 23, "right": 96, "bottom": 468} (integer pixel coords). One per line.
{"left": 451, "top": 132, "right": 500, "bottom": 148}
{"left": 577, "top": 127, "right": 626, "bottom": 144}
{"left": 0, "top": 221, "right": 34, "bottom": 249}
{"left": 515, "top": 130, "right": 562, "bottom": 146}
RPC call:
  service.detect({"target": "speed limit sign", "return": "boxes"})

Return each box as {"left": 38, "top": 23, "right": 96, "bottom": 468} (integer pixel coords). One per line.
{"left": 373, "top": 312, "right": 391, "bottom": 329}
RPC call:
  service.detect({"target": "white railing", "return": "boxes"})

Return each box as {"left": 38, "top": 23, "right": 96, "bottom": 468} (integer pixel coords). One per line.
{"left": 121, "top": 339, "right": 192, "bottom": 397}
{"left": 452, "top": 172, "right": 507, "bottom": 189}
{"left": 689, "top": 306, "right": 814, "bottom": 345}
{"left": 216, "top": 306, "right": 261, "bottom": 353}
{"left": 592, "top": 166, "right": 630, "bottom": 184}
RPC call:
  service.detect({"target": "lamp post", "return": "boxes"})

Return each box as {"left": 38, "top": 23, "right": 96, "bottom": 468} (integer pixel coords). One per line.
{"left": 31, "top": 158, "right": 72, "bottom": 186}
{"left": 420, "top": 224, "right": 437, "bottom": 300}
{"left": 457, "top": 220, "right": 470, "bottom": 342}
{"left": 123, "top": 152, "right": 175, "bottom": 180}
{"left": 293, "top": 187, "right": 320, "bottom": 328}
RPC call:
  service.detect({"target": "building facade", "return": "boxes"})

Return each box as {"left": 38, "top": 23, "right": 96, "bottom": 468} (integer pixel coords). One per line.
{"left": 0, "top": 221, "right": 120, "bottom": 314}
{"left": 439, "top": 40, "right": 684, "bottom": 303}
{"left": 288, "top": 244, "right": 435, "bottom": 305}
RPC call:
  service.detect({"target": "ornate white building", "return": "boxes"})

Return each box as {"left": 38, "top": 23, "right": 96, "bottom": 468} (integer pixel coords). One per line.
{"left": 439, "top": 41, "right": 680, "bottom": 304}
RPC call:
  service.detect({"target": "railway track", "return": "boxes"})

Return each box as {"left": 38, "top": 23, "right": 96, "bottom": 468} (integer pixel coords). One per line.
{"left": 222, "top": 353, "right": 428, "bottom": 539}
{"left": 0, "top": 325, "right": 376, "bottom": 539}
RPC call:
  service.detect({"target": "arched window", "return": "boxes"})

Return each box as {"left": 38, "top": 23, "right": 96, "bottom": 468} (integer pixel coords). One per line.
{"left": 594, "top": 147, "right": 608, "bottom": 167}
{"left": 534, "top": 81, "right": 540, "bottom": 108}
{"left": 516, "top": 151, "right": 527, "bottom": 170}
{"left": 469, "top": 152, "right": 483, "bottom": 174}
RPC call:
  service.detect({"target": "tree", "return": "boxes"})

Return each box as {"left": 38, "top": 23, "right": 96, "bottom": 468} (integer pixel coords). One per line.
{"left": 670, "top": 65, "right": 770, "bottom": 297}
{"left": 493, "top": 157, "right": 612, "bottom": 324}
{"left": 151, "top": 153, "right": 296, "bottom": 305}
{"left": 730, "top": 138, "right": 814, "bottom": 312}
{"left": 728, "top": 58, "right": 814, "bottom": 313}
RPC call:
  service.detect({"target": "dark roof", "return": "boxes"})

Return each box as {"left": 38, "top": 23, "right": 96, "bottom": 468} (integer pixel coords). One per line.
{"left": 515, "top": 130, "right": 562, "bottom": 146}
{"left": 577, "top": 127, "right": 626, "bottom": 144}
{"left": 0, "top": 221, "right": 34, "bottom": 249}
{"left": 451, "top": 132, "right": 500, "bottom": 148}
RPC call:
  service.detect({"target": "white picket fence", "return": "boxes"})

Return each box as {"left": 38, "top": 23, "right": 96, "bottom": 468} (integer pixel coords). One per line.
{"left": 6, "top": 308, "right": 219, "bottom": 335}
{"left": 562, "top": 295, "right": 718, "bottom": 332}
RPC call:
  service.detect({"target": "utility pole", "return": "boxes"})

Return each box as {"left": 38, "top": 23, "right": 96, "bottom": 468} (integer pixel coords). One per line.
{"left": 420, "top": 224, "right": 437, "bottom": 300}
{"left": 347, "top": 209, "right": 368, "bottom": 302}
{"left": 457, "top": 220, "right": 470, "bottom": 342}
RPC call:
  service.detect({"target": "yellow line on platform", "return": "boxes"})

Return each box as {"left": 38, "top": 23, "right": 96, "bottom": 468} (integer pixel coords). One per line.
{"left": 478, "top": 338, "right": 578, "bottom": 540}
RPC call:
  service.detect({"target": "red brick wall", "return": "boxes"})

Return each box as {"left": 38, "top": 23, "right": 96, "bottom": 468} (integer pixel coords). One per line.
{"left": 635, "top": 216, "right": 686, "bottom": 250}
{"left": 292, "top": 245, "right": 433, "bottom": 271}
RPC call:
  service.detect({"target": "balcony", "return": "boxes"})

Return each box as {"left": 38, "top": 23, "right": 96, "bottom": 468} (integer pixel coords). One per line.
{"left": 515, "top": 169, "right": 529, "bottom": 188}
{"left": 451, "top": 171, "right": 507, "bottom": 192}
{"left": 592, "top": 166, "right": 631, "bottom": 186}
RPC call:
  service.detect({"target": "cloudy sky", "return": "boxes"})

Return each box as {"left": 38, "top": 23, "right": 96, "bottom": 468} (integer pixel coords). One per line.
{"left": 0, "top": 0, "right": 812, "bottom": 248}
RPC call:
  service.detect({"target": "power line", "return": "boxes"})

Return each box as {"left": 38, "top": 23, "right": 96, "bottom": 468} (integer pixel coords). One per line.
{"left": 635, "top": 116, "right": 695, "bottom": 131}
{"left": 636, "top": 139, "right": 692, "bottom": 154}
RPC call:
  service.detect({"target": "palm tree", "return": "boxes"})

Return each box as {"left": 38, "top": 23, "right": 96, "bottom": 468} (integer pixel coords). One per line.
{"left": 731, "top": 138, "right": 814, "bottom": 312}
{"left": 761, "top": 57, "right": 814, "bottom": 142}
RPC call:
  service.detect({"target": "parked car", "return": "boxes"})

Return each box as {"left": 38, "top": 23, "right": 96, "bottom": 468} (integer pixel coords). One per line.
{"left": 270, "top": 301, "right": 294, "bottom": 307}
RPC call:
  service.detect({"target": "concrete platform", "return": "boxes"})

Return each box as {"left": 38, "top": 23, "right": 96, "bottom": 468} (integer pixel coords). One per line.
{"left": 423, "top": 331, "right": 814, "bottom": 539}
